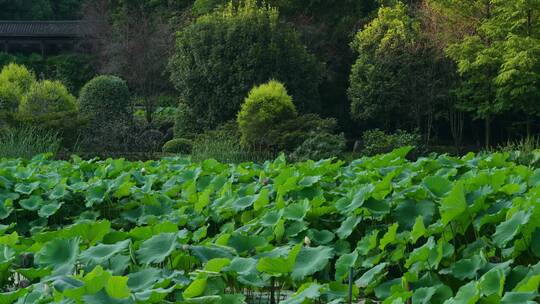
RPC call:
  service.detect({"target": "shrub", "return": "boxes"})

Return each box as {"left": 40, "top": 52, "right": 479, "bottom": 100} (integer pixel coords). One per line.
{"left": 17, "top": 80, "right": 81, "bottom": 147}
{"left": 174, "top": 103, "right": 199, "bottom": 139}
{"left": 237, "top": 81, "right": 297, "bottom": 147}
{"left": 289, "top": 132, "right": 346, "bottom": 162}
{"left": 267, "top": 113, "right": 338, "bottom": 151}
{"left": 137, "top": 129, "right": 164, "bottom": 152}
{"left": 78, "top": 75, "right": 131, "bottom": 123}
{"left": 192, "top": 0, "right": 226, "bottom": 15}
{"left": 0, "top": 81, "right": 21, "bottom": 111}
{"left": 191, "top": 125, "right": 275, "bottom": 163}
{"left": 19, "top": 80, "right": 78, "bottom": 117}
{"left": 494, "top": 136, "right": 540, "bottom": 167}
{"left": 162, "top": 138, "right": 193, "bottom": 154}
{"left": 0, "top": 63, "right": 36, "bottom": 93}
{"left": 0, "top": 126, "right": 60, "bottom": 159}
{"left": 361, "top": 129, "right": 423, "bottom": 156}
{"left": 169, "top": 0, "right": 321, "bottom": 128}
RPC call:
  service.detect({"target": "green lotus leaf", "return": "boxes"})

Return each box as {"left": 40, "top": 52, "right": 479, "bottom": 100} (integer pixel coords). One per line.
{"left": 335, "top": 250, "right": 358, "bottom": 282}
{"left": 479, "top": 267, "right": 505, "bottom": 297}
{"left": 80, "top": 239, "right": 131, "bottom": 265}
{"left": 444, "top": 281, "right": 480, "bottom": 304}
{"left": 224, "top": 257, "right": 258, "bottom": 275}
{"left": 204, "top": 258, "right": 231, "bottom": 272}
{"left": 393, "top": 200, "right": 435, "bottom": 230}
{"left": 379, "top": 223, "right": 399, "bottom": 250}
{"left": 37, "top": 201, "right": 63, "bottom": 218}
{"left": 136, "top": 232, "right": 178, "bottom": 265}
{"left": 281, "top": 283, "right": 322, "bottom": 304}
{"left": 231, "top": 196, "right": 255, "bottom": 211}
{"left": 14, "top": 182, "right": 40, "bottom": 195}
{"left": 374, "top": 278, "right": 402, "bottom": 299}
{"left": 181, "top": 296, "right": 221, "bottom": 304}
{"left": 49, "top": 183, "right": 67, "bottom": 200}
{"left": 336, "top": 215, "right": 361, "bottom": 239}
{"left": 307, "top": 229, "right": 335, "bottom": 245}
{"left": 493, "top": 210, "right": 531, "bottom": 248}
{"left": 451, "top": 254, "right": 486, "bottom": 280}
{"left": 335, "top": 184, "right": 375, "bottom": 214}
{"left": 36, "top": 238, "right": 79, "bottom": 275}
{"left": 190, "top": 245, "right": 235, "bottom": 263}
{"left": 18, "top": 195, "right": 43, "bottom": 211}
{"left": 127, "top": 267, "right": 162, "bottom": 291}
{"left": 106, "top": 275, "right": 131, "bottom": 299}
{"left": 410, "top": 216, "right": 427, "bottom": 244}
{"left": 86, "top": 182, "right": 107, "bottom": 207}
{"left": 283, "top": 200, "right": 310, "bottom": 221}
{"left": 291, "top": 246, "right": 333, "bottom": 281}
{"left": 0, "top": 288, "right": 28, "bottom": 304}
{"left": 423, "top": 176, "right": 453, "bottom": 197}
{"left": 500, "top": 292, "right": 537, "bottom": 304}
{"left": 260, "top": 210, "right": 282, "bottom": 227}
{"left": 253, "top": 188, "right": 269, "bottom": 211}
{"left": 355, "top": 263, "right": 387, "bottom": 288}
{"left": 227, "top": 233, "right": 267, "bottom": 254}
{"left": 357, "top": 230, "right": 379, "bottom": 255}
{"left": 257, "top": 244, "right": 301, "bottom": 276}
{"left": 0, "top": 199, "right": 14, "bottom": 220}
{"left": 183, "top": 277, "right": 207, "bottom": 299}
{"left": 412, "top": 287, "right": 437, "bottom": 304}
{"left": 82, "top": 290, "right": 134, "bottom": 304}
{"left": 439, "top": 182, "right": 467, "bottom": 226}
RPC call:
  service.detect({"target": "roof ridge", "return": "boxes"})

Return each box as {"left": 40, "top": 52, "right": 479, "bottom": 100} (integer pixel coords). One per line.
{"left": 0, "top": 20, "right": 86, "bottom": 23}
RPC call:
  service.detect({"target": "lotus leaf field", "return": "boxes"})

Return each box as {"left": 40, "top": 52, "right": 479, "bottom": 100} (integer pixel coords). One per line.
{"left": 0, "top": 147, "right": 539, "bottom": 303}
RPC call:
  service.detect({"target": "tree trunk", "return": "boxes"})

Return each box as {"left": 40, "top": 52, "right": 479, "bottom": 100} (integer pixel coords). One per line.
{"left": 485, "top": 115, "right": 491, "bottom": 148}
{"left": 526, "top": 115, "right": 531, "bottom": 138}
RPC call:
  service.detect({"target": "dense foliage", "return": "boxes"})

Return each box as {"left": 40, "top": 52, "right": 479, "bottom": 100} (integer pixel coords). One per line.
{"left": 78, "top": 75, "right": 131, "bottom": 124}
{"left": 237, "top": 81, "right": 297, "bottom": 147}
{"left": 162, "top": 138, "right": 193, "bottom": 154}
{"left": 0, "top": 150, "right": 538, "bottom": 303}
{"left": 169, "top": 0, "right": 321, "bottom": 128}
{"left": 0, "top": 53, "right": 95, "bottom": 95}
{"left": 289, "top": 131, "right": 346, "bottom": 162}
{"left": 0, "top": 64, "right": 36, "bottom": 95}
{"left": 0, "top": 0, "right": 82, "bottom": 20}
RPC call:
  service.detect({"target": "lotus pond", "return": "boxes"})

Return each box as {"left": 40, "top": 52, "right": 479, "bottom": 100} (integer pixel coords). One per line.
{"left": 0, "top": 147, "right": 539, "bottom": 303}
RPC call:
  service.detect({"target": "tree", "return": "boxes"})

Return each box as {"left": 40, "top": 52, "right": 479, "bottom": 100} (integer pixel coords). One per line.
{"left": 493, "top": 0, "right": 540, "bottom": 137}
{"left": 348, "top": 2, "right": 451, "bottom": 142}
{"left": 438, "top": 0, "right": 506, "bottom": 147}
{"left": 83, "top": 0, "right": 179, "bottom": 123}
{"left": 237, "top": 80, "right": 297, "bottom": 147}
{"left": 0, "top": 0, "right": 82, "bottom": 20}
{"left": 169, "top": 0, "right": 322, "bottom": 128}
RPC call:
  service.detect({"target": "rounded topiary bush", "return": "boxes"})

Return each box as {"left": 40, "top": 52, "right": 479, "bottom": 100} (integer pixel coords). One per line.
{"left": 237, "top": 80, "right": 297, "bottom": 147}
{"left": 78, "top": 75, "right": 130, "bottom": 122}
{"left": 162, "top": 138, "right": 193, "bottom": 154}
{"left": 0, "top": 63, "right": 36, "bottom": 93}
{"left": 19, "top": 80, "right": 77, "bottom": 118}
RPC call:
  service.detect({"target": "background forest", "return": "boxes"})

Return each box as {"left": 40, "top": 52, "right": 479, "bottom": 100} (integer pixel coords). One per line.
{"left": 0, "top": 0, "right": 539, "bottom": 161}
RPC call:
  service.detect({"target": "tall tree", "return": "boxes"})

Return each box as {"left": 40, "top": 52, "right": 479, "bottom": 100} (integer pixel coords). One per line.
{"left": 441, "top": 0, "right": 505, "bottom": 147}
{"left": 493, "top": 0, "right": 540, "bottom": 137}
{"left": 348, "top": 2, "right": 452, "bottom": 142}
{"left": 83, "top": 0, "right": 184, "bottom": 123}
